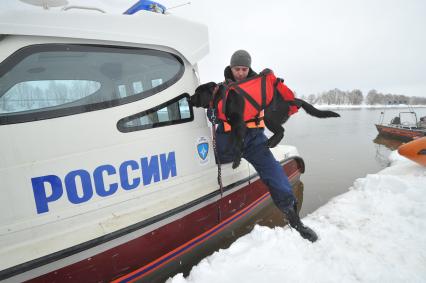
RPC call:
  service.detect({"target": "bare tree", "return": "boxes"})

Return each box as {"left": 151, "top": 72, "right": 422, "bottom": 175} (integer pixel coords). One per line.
{"left": 349, "top": 89, "right": 363, "bottom": 105}
{"left": 307, "top": 94, "right": 316, "bottom": 104}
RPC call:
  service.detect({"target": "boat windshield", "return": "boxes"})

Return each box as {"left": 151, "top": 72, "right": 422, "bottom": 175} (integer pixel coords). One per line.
{"left": 398, "top": 112, "right": 418, "bottom": 126}
{"left": 0, "top": 44, "right": 184, "bottom": 124}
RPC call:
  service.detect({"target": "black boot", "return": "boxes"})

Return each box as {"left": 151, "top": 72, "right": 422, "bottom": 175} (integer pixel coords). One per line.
{"left": 284, "top": 206, "right": 318, "bottom": 242}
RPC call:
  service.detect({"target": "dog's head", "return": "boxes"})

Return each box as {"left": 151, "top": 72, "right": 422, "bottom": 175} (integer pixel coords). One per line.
{"left": 189, "top": 82, "right": 218, "bottom": 108}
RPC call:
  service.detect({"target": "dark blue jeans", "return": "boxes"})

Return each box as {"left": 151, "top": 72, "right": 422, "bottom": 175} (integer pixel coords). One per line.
{"left": 215, "top": 126, "right": 296, "bottom": 212}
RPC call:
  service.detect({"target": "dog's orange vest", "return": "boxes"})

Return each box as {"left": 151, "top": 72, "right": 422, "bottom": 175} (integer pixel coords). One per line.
{"left": 217, "top": 69, "right": 298, "bottom": 132}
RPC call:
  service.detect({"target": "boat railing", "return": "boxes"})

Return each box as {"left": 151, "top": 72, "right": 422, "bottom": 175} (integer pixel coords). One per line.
{"left": 394, "top": 124, "right": 426, "bottom": 131}
{"left": 378, "top": 111, "right": 385, "bottom": 125}
{"left": 61, "top": 5, "right": 106, "bottom": 13}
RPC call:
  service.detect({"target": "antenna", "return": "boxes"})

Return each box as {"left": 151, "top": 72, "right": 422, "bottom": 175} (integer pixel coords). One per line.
{"left": 167, "top": 2, "right": 191, "bottom": 11}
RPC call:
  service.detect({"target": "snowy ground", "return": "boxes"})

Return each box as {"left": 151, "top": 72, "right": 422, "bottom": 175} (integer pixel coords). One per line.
{"left": 168, "top": 151, "right": 426, "bottom": 283}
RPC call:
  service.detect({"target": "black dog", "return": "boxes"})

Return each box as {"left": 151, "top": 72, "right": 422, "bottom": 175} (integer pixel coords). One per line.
{"left": 190, "top": 82, "right": 340, "bottom": 168}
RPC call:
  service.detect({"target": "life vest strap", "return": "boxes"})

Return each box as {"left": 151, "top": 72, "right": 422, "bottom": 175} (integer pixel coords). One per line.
{"left": 233, "top": 85, "right": 262, "bottom": 111}
{"left": 271, "top": 77, "right": 285, "bottom": 111}
{"left": 246, "top": 115, "right": 263, "bottom": 125}
{"left": 261, "top": 75, "right": 267, "bottom": 110}
{"left": 223, "top": 118, "right": 265, "bottom": 132}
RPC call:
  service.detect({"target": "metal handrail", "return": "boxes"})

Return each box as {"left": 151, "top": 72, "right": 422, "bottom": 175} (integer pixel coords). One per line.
{"left": 61, "top": 5, "right": 106, "bottom": 13}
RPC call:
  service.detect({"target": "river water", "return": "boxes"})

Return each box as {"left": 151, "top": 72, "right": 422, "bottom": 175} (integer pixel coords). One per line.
{"left": 279, "top": 106, "right": 426, "bottom": 217}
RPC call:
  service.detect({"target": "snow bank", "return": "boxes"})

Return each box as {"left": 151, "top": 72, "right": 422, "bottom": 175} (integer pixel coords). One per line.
{"left": 168, "top": 152, "right": 426, "bottom": 283}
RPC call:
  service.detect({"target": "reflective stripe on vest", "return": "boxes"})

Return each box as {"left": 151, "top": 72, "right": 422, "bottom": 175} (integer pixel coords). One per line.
{"left": 223, "top": 110, "right": 265, "bottom": 132}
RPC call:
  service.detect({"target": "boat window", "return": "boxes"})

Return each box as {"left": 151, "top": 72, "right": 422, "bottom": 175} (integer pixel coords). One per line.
{"left": 117, "top": 93, "right": 193, "bottom": 132}
{"left": 117, "top": 85, "right": 128, "bottom": 98}
{"left": 151, "top": 78, "right": 163, "bottom": 87}
{"left": 0, "top": 80, "right": 101, "bottom": 113}
{"left": 132, "top": 81, "right": 144, "bottom": 94}
{"left": 0, "top": 44, "right": 184, "bottom": 125}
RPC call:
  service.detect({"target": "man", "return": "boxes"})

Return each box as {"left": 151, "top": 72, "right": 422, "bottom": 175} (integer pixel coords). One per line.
{"left": 212, "top": 49, "right": 318, "bottom": 242}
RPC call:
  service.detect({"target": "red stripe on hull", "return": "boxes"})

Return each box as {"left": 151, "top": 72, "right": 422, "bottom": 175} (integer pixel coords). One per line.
{"left": 24, "top": 159, "right": 303, "bottom": 283}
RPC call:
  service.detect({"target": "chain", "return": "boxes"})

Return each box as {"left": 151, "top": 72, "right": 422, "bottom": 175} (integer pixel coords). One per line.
{"left": 210, "top": 109, "right": 224, "bottom": 197}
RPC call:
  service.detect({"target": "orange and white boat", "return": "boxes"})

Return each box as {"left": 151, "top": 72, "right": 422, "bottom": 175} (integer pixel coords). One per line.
{"left": 398, "top": 137, "right": 426, "bottom": 166}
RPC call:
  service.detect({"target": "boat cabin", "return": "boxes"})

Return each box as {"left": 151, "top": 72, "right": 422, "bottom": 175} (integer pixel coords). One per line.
{"left": 0, "top": 3, "right": 304, "bottom": 282}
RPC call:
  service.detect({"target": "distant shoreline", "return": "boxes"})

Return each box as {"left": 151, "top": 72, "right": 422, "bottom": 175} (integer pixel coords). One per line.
{"left": 314, "top": 104, "right": 426, "bottom": 109}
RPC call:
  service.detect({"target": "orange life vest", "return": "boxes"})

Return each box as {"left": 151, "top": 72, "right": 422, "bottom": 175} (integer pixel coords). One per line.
{"left": 216, "top": 69, "right": 298, "bottom": 132}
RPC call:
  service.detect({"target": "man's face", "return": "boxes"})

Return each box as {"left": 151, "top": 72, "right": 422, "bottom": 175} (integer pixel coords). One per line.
{"left": 231, "top": 66, "right": 249, "bottom": 81}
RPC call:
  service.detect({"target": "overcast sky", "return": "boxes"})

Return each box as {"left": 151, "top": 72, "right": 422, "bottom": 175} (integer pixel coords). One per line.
{"left": 166, "top": 0, "right": 426, "bottom": 98}
{"left": 7, "top": 0, "right": 426, "bottom": 97}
